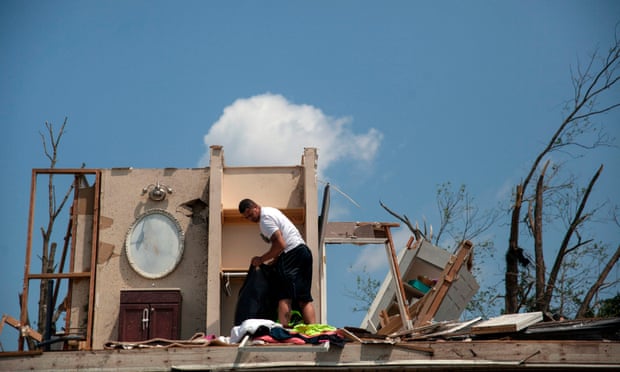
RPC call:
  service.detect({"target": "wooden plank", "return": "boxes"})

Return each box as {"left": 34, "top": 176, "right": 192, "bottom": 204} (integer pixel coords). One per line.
{"left": 238, "top": 335, "right": 330, "bottom": 353}
{"left": 470, "top": 312, "right": 543, "bottom": 335}
{"left": 0, "top": 314, "right": 43, "bottom": 342}
{"left": 26, "top": 272, "right": 92, "bottom": 280}
{"left": 407, "top": 317, "right": 483, "bottom": 340}
{"left": 383, "top": 226, "right": 412, "bottom": 331}
{"left": 402, "top": 282, "right": 427, "bottom": 299}
{"left": 222, "top": 208, "right": 305, "bottom": 224}
{"left": 378, "top": 295, "right": 428, "bottom": 336}
{"left": 1, "top": 340, "right": 618, "bottom": 370}
{"left": 322, "top": 221, "right": 399, "bottom": 244}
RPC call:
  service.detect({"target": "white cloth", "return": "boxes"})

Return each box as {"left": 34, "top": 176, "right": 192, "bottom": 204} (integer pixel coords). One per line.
{"left": 259, "top": 206, "right": 305, "bottom": 253}
{"left": 230, "top": 318, "right": 282, "bottom": 344}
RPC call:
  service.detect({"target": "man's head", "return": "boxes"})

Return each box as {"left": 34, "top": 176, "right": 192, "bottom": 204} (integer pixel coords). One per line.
{"left": 239, "top": 198, "right": 260, "bottom": 222}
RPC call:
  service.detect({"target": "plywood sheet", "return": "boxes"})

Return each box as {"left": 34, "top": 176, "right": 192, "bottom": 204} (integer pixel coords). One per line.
{"left": 470, "top": 311, "right": 543, "bottom": 335}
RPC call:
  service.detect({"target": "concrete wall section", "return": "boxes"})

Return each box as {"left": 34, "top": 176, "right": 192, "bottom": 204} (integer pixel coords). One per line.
{"left": 92, "top": 168, "right": 209, "bottom": 349}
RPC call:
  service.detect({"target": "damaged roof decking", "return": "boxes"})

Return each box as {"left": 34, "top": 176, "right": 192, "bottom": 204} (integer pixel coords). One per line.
{"left": 2, "top": 313, "right": 619, "bottom": 370}
{"left": 1, "top": 338, "right": 619, "bottom": 371}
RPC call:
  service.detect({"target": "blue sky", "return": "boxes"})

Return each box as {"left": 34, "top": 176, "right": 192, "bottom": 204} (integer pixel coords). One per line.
{"left": 1, "top": 1, "right": 619, "bottom": 350}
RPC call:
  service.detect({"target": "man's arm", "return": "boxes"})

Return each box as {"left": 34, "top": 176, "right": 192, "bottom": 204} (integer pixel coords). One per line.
{"left": 252, "top": 230, "right": 286, "bottom": 266}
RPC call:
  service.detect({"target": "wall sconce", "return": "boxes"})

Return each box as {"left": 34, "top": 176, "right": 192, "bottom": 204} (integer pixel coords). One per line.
{"left": 142, "top": 181, "right": 173, "bottom": 201}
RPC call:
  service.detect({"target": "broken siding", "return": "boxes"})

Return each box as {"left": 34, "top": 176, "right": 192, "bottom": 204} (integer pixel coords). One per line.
{"left": 433, "top": 265, "right": 479, "bottom": 321}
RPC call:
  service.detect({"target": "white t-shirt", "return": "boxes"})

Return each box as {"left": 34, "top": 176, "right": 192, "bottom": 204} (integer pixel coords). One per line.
{"left": 259, "top": 206, "right": 305, "bottom": 253}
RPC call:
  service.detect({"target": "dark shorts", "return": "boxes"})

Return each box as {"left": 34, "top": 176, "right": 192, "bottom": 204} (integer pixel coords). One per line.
{"left": 275, "top": 244, "right": 313, "bottom": 303}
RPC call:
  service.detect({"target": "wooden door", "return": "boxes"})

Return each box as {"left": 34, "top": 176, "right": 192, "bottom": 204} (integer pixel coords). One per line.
{"left": 149, "top": 302, "right": 180, "bottom": 339}
{"left": 118, "top": 303, "right": 150, "bottom": 342}
{"left": 118, "top": 290, "right": 181, "bottom": 342}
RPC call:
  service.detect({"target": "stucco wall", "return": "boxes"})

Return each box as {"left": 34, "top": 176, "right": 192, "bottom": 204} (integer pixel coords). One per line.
{"left": 92, "top": 168, "right": 209, "bottom": 349}
{"left": 88, "top": 148, "right": 319, "bottom": 348}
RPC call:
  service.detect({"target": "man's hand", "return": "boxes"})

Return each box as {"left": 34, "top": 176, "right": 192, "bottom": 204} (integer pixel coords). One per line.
{"left": 251, "top": 256, "right": 262, "bottom": 267}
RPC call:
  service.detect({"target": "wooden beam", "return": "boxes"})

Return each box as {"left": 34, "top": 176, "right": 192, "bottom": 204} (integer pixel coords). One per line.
{"left": 222, "top": 208, "right": 305, "bottom": 225}
{"left": 383, "top": 225, "right": 412, "bottom": 330}
{"left": 1, "top": 314, "right": 43, "bottom": 342}
{"left": 26, "top": 272, "right": 92, "bottom": 280}
{"left": 0, "top": 340, "right": 618, "bottom": 370}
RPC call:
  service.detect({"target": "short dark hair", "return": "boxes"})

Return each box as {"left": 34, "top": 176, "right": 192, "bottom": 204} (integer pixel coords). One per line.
{"left": 238, "top": 198, "right": 257, "bottom": 213}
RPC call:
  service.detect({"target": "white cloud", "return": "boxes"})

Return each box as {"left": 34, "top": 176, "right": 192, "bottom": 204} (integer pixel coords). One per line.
{"left": 199, "top": 93, "right": 382, "bottom": 174}
{"left": 350, "top": 245, "right": 388, "bottom": 273}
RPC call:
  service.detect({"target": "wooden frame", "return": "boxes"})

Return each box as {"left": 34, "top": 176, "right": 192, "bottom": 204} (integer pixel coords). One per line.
{"left": 19, "top": 169, "right": 101, "bottom": 351}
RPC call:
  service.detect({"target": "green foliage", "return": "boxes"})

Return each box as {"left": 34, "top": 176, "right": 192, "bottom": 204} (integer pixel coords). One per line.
{"left": 344, "top": 266, "right": 381, "bottom": 313}
{"left": 596, "top": 293, "right": 620, "bottom": 317}
{"left": 464, "top": 289, "right": 502, "bottom": 319}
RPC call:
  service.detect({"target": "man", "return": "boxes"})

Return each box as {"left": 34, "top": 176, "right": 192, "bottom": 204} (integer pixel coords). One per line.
{"left": 238, "top": 198, "right": 316, "bottom": 326}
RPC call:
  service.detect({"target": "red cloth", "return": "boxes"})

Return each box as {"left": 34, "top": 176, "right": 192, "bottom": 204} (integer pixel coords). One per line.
{"left": 253, "top": 334, "right": 306, "bottom": 344}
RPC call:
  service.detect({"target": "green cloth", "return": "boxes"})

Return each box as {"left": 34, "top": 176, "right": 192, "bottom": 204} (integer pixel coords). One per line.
{"left": 293, "top": 323, "right": 337, "bottom": 336}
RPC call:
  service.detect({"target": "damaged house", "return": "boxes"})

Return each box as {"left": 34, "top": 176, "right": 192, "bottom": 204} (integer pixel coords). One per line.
{"left": 1, "top": 146, "right": 619, "bottom": 371}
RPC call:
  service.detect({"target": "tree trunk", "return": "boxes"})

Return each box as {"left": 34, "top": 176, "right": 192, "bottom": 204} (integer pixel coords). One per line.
{"left": 504, "top": 38, "right": 619, "bottom": 318}
{"left": 534, "top": 161, "right": 548, "bottom": 311}
{"left": 542, "top": 165, "right": 603, "bottom": 310}
{"left": 506, "top": 184, "right": 523, "bottom": 314}
{"left": 577, "top": 243, "right": 620, "bottom": 318}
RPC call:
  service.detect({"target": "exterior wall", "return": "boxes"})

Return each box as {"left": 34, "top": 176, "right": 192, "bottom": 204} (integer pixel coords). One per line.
{"left": 69, "top": 186, "right": 95, "bottom": 338}
{"left": 302, "top": 148, "right": 320, "bottom": 321}
{"left": 90, "top": 147, "right": 319, "bottom": 349}
{"left": 92, "top": 168, "right": 209, "bottom": 349}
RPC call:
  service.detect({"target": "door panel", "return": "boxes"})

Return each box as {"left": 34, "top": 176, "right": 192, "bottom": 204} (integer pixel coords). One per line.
{"left": 118, "top": 303, "right": 150, "bottom": 342}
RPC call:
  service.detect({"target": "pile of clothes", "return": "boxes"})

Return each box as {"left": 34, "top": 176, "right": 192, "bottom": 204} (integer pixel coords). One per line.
{"left": 230, "top": 319, "right": 346, "bottom": 347}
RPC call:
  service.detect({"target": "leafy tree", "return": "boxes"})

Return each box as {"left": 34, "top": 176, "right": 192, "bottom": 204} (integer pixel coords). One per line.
{"left": 344, "top": 266, "right": 381, "bottom": 313}
{"left": 596, "top": 293, "right": 620, "bottom": 317}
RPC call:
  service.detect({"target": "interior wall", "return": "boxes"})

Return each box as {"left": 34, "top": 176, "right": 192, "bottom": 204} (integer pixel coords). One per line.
{"left": 215, "top": 148, "right": 321, "bottom": 330}
{"left": 218, "top": 166, "right": 306, "bottom": 332}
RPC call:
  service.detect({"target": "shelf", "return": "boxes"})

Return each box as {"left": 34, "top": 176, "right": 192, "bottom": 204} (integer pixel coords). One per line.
{"left": 403, "top": 282, "right": 429, "bottom": 299}
{"left": 222, "top": 208, "right": 305, "bottom": 225}
{"left": 221, "top": 269, "right": 249, "bottom": 278}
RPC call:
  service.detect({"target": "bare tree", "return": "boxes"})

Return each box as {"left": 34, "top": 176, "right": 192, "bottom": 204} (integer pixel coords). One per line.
{"left": 36, "top": 118, "right": 75, "bottom": 336}
{"left": 381, "top": 182, "right": 499, "bottom": 252}
{"left": 505, "top": 32, "right": 620, "bottom": 315}
{"left": 576, "top": 208, "right": 620, "bottom": 318}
